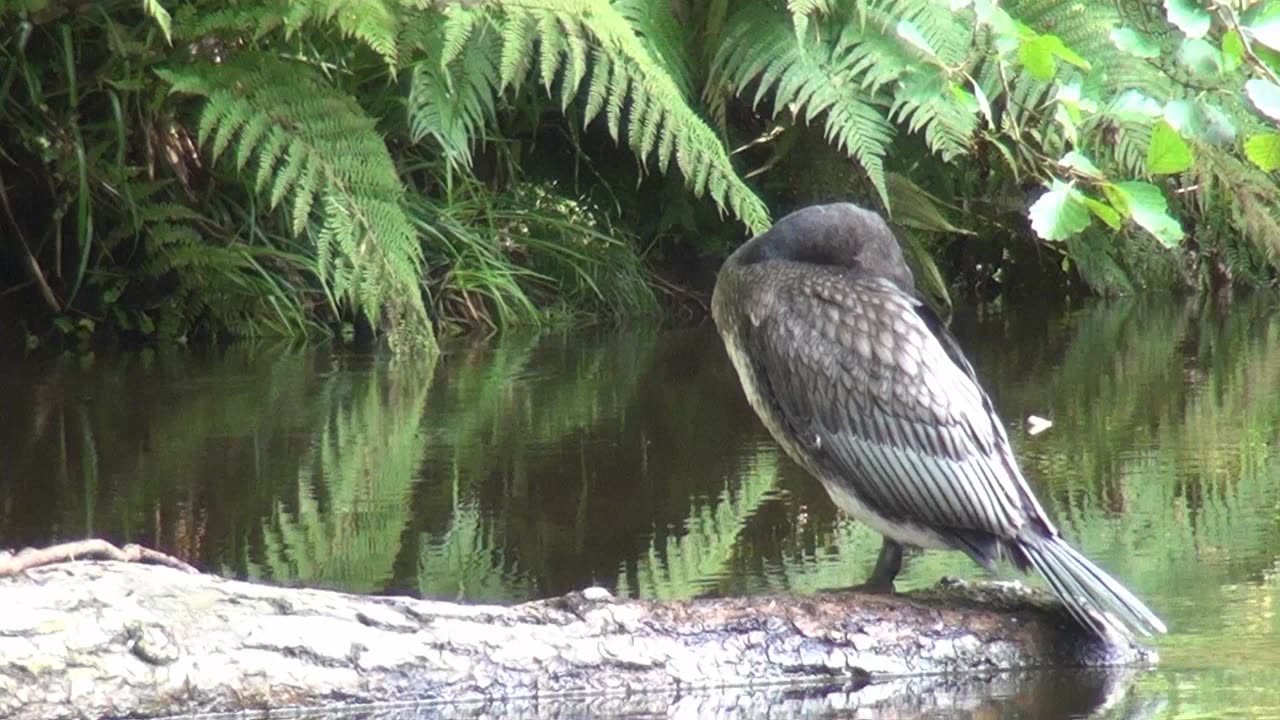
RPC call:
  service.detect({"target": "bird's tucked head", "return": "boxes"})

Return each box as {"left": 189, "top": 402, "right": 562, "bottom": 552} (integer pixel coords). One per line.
{"left": 729, "top": 203, "right": 915, "bottom": 291}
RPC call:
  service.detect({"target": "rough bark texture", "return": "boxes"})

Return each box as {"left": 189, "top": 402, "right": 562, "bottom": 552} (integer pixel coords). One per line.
{"left": 0, "top": 562, "right": 1156, "bottom": 719}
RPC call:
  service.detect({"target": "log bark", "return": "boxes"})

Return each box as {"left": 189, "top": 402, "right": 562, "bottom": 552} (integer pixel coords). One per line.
{"left": 0, "top": 553, "right": 1156, "bottom": 719}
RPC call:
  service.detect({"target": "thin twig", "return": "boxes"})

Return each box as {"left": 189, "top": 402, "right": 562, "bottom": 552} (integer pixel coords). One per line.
{"left": 0, "top": 171, "right": 62, "bottom": 312}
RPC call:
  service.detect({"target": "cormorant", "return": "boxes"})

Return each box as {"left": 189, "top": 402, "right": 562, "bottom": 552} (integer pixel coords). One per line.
{"left": 711, "top": 202, "right": 1166, "bottom": 639}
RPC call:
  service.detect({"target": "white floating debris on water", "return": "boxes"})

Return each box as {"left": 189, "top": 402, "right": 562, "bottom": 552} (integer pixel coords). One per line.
{"left": 1026, "top": 415, "right": 1053, "bottom": 436}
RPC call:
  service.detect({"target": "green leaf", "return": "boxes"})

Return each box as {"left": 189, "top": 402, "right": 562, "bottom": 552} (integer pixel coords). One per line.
{"left": 1110, "top": 90, "right": 1163, "bottom": 121}
{"left": 1176, "top": 37, "right": 1222, "bottom": 76}
{"left": 1198, "top": 102, "right": 1238, "bottom": 145}
{"left": 1111, "top": 28, "right": 1159, "bottom": 58}
{"left": 1222, "top": 30, "right": 1245, "bottom": 71}
{"left": 1083, "top": 196, "right": 1122, "bottom": 229}
{"left": 975, "top": 0, "right": 1017, "bottom": 37}
{"left": 1162, "top": 99, "right": 1234, "bottom": 144}
{"left": 971, "top": 78, "right": 993, "bottom": 127}
{"left": 1113, "top": 181, "right": 1185, "bottom": 246}
{"left": 1019, "top": 36, "right": 1056, "bottom": 80}
{"left": 1146, "top": 120, "right": 1194, "bottom": 174}
{"left": 1246, "top": 78, "right": 1280, "bottom": 121}
{"left": 896, "top": 20, "right": 937, "bottom": 58}
{"left": 1163, "top": 99, "right": 1198, "bottom": 133}
{"left": 1245, "top": 3, "right": 1280, "bottom": 53}
{"left": 1244, "top": 132, "right": 1280, "bottom": 170}
{"left": 143, "top": 0, "right": 173, "bottom": 45}
{"left": 1059, "top": 150, "right": 1102, "bottom": 177}
{"left": 1165, "top": 0, "right": 1211, "bottom": 39}
{"left": 1044, "top": 34, "right": 1090, "bottom": 69}
{"left": 1029, "top": 180, "right": 1092, "bottom": 241}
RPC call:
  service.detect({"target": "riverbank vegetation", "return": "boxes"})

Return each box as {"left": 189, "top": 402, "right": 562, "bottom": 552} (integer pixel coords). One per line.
{"left": 3, "top": 0, "right": 1279, "bottom": 349}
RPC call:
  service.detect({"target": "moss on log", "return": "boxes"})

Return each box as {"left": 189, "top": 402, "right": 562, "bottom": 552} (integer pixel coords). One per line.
{"left": 0, "top": 545, "right": 1156, "bottom": 719}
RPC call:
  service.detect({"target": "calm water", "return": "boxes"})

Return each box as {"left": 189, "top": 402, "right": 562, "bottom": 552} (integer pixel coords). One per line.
{"left": 2, "top": 295, "right": 1279, "bottom": 718}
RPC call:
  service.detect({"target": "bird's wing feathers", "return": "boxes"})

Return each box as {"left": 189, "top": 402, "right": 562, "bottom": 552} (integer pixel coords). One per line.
{"left": 741, "top": 269, "right": 1046, "bottom": 541}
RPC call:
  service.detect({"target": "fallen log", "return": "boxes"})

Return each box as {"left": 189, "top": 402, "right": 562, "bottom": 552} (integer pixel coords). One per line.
{"left": 0, "top": 543, "right": 1156, "bottom": 719}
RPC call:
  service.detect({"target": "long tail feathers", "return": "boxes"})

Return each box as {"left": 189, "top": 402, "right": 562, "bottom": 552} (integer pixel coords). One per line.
{"left": 1020, "top": 535, "right": 1167, "bottom": 640}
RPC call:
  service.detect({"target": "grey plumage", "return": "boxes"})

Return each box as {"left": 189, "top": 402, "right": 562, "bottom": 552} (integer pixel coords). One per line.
{"left": 712, "top": 202, "right": 1166, "bottom": 640}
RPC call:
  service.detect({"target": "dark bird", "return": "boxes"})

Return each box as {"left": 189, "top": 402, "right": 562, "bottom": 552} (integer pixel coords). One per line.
{"left": 711, "top": 202, "right": 1166, "bottom": 639}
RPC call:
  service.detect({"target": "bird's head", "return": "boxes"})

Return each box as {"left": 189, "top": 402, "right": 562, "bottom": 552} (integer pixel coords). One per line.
{"left": 731, "top": 203, "right": 916, "bottom": 292}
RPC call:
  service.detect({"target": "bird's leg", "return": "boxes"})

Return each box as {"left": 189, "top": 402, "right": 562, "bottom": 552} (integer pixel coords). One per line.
{"left": 862, "top": 537, "right": 903, "bottom": 593}
{"left": 825, "top": 537, "right": 904, "bottom": 595}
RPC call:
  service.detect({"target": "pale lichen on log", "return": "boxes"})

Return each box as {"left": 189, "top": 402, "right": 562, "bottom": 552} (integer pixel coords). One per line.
{"left": 0, "top": 551, "right": 1156, "bottom": 719}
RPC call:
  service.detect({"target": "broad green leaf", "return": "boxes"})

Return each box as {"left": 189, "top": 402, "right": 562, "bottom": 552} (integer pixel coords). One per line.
{"left": 972, "top": 78, "right": 993, "bottom": 126}
{"left": 1163, "top": 99, "right": 1198, "bottom": 133}
{"left": 975, "top": 0, "right": 1017, "bottom": 36}
{"left": 1111, "top": 28, "right": 1160, "bottom": 58}
{"left": 897, "top": 20, "right": 937, "bottom": 58}
{"left": 1101, "top": 183, "right": 1130, "bottom": 216}
{"left": 1019, "top": 36, "right": 1056, "bottom": 80}
{"left": 1110, "top": 90, "right": 1163, "bottom": 121}
{"left": 1083, "top": 196, "right": 1123, "bottom": 229}
{"left": 1060, "top": 150, "right": 1103, "bottom": 177}
{"left": 1029, "top": 180, "right": 1092, "bottom": 241}
{"left": 1056, "top": 81, "right": 1097, "bottom": 114}
{"left": 1146, "top": 120, "right": 1194, "bottom": 174}
{"left": 1244, "top": 132, "right": 1280, "bottom": 170}
{"left": 1176, "top": 37, "right": 1222, "bottom": 76}
{"left": 1223, "top": 30, "right": 1245, "bottom": 71}
{"left": 951, "top": 83, "right": 979, "bottom": 114}
{"left": 1198, "top": 102, "right": 1238, "bottom": 145}
{"left": 1033, "top": 32, "right": 1090, "bottom": 70}
{"left": 1245, "top": 3, "right": 1280, "bottom": 53}
{"left": 1055, "top": 104, "right": 1079, "bottom": 145}
{"left": 1246, "top": 79, "right": 1280, "bottom": 121}
{"left": 1162, "top": 99, "right": 1234, "bottom": 145}
{"left": 143, "top": 0, "right": 173, "bottom": 45}
{"left": 1165, "top": 0, "right": 1211, "bottom": 39}
{"left": 1114, "top": 181, "right": 1185, "bottom": 246}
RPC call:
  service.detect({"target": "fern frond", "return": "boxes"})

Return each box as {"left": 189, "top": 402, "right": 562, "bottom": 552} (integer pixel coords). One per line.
{"left": 890, "top": 71, "right": 977, "bottom": 161}
{"left": 283, "top": 0, "right": 400, "bottom": 67}
{"left": 407, "top": 17, "right": 501, "bottom": 170}
{"left": 499, "top": 8, "right": 537, "bottom": 92}
{"left": 475, "top": 0, "right": 772, "bottom": 233}
{"left": 711, "top": 1, "right": 895, "bottom": 209}
{"left": 613, "top": 0, "right": 697, "bottom": 100}
{"left": 158, "top": 53, "right": 429, "bottom": 344}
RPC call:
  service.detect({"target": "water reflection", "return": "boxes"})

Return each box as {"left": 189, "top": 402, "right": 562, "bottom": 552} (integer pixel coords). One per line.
{"left": 210, "top": 670, "right": 1164, "bottom": 719}
{"left": 2, "top": 295, "right": 1280, "bottom": 717}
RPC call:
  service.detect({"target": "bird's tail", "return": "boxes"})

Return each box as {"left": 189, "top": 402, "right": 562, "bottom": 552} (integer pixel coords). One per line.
{"left": 1019, "top": 534, "right": 1167, "bottom": 639}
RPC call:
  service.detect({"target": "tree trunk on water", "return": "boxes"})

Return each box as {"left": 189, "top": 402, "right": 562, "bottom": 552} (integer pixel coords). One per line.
{"left": 0, "top": 547, "right": 1155, "bottom": 719}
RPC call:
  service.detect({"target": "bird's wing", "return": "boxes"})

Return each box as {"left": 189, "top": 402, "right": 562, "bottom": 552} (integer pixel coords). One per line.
{"left": 739, "top": 268, "right": 1049, "bottom": 543}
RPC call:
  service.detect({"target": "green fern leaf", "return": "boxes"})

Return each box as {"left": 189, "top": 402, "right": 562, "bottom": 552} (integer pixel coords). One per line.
{"left": 270, "top": 144, "right": 309, "bottom": 211}
{"left": 711, "top": 1, "right": 894, "bottom": 209}
{"left": 657, "top": 112, "right": 677, "bottom": 172}
{"left": 561, "top": 21, "right": 590, "bottom": 109}
{"left": 159, "top": 53, "right": 430, "bottom": 346}
{"left": 254, "top": 129, "right": 289, "bottom": 194}
{"left": 537, "top": 13, "right": 565, "bottom": 93}
{"left": 499, "top": 9, "right": 536, "bottom": 91}
{"left": 293, "top": 161, "right": 322, "bottom": 236}
{"left": 638, "top": 100, "right": 664, "bottom": 164}
{"left": 235, "top": 114, "right": 274, "bottom": 171}
{"left": 583, "top": 50, "right": 612, "bottom": 126}
{"left": 441, "top": 8, "right": 479, "bottom": 67}
{"left": 606, "top": 66, "right": 630, "bottom": 142}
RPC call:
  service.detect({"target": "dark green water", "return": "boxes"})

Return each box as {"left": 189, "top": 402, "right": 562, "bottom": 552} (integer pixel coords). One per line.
{"left": 2, "top": 295, "right": 1279, "bottom": 718}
